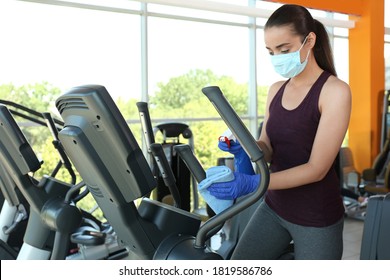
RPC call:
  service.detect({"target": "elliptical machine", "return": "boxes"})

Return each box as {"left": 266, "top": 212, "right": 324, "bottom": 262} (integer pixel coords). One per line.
{"left": 153, "top": 86, "right": 269, "bottom": 259}
{"left": 54, "top": 84, "right": 269, "bottom": 260}
{"left": 0, "top": 104, "right": 126, "bottom": 260}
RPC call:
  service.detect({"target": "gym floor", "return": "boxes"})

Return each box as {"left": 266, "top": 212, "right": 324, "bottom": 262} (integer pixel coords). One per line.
{"left": 342, "top": 217, "right": 364, "bottom": 260}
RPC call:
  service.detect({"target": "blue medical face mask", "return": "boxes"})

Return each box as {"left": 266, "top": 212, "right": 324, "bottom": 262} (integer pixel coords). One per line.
{"left": 270, "top": 36, "right": 310, "bottom": 78}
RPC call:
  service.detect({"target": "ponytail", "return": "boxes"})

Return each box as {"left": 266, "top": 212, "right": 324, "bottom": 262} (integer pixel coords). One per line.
{"left": 313, "top": 19, "right": 337, "bottom": 77}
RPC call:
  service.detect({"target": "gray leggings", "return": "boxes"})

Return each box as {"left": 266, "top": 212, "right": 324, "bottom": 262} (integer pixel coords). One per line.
{"left": 231, "top": 201, "right": 344, "bottom": 260}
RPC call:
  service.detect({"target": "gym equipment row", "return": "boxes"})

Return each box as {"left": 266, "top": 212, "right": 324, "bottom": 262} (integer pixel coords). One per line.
{"left": 1, "top": 85, "right": 389, "bottom": 260}
{"left": 0, "top": 100, "right": 126, "bottom": 260}
{"left": 0, "top": 85, "right": 269, "bottom": 260}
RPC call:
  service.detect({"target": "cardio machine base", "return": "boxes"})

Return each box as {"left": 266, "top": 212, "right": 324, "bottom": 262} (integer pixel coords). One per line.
{"left": 153, "top": 233, "right": 223, "bottom": 260}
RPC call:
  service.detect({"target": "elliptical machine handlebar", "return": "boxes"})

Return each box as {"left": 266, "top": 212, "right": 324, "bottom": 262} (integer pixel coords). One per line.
{"left": 136, "top": 102, "right": 156, "bottom": 153}
{"left": 202, "top": 86, "right": 265, "bottom": 163}
{"left": 173, "top": 145, "right": 206, "bottom": 183}
{"left": 42, "top": 112, "right": 77, "bottom": 185}
{"left": 149, "top": 143, "right": 182, "bottom": 208}
{"left": 193, "top": 86, "right": 270, "bottom": 248}
{"left": 173, "top": 144, "right": 225, "bottom": 240}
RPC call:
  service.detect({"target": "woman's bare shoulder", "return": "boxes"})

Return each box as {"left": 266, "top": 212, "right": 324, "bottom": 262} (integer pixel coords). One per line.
{"left": 324, "top": 75, "right": 351, "bottom": 95}
{"left": 320, "top": 75, "right": 351, "bottom": 112}
{"left": 268, "top": 80, "right": 286, "bottom": 98}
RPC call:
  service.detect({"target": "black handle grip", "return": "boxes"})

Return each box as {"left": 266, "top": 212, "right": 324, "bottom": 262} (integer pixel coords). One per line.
{"left": 42, "top": 112, "right": 77, "bottom": 184}
{"left": 42, "top": 112, "right": 60, "bottom": 140}
{"left": 173, "top": 144, "right": 206, "bottom": 183}
{"left": 150, "top": 143, "right": 181, "bottom": 208}
{"left": 136, "top": 102, "right": 155, "bottom": 150}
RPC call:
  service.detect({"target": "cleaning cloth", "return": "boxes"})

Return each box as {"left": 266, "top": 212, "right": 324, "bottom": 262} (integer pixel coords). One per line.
{"left": 198, "top": 165, "right": 235, "bottom": 214}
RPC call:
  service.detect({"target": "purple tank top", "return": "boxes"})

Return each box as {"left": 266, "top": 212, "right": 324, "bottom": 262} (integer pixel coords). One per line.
{"left": 265, "top": 71, "right": 344, "bottom": 227}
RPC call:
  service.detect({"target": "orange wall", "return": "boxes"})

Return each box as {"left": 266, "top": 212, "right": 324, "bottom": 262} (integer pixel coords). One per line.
{"left": 266, "top": 0, "right": 363, "bottom": 15}
{"left": 349, "top": 0, "right": 385, "bottom": 171}
{"left": 266, "top": 0, "right": 385, "bottom": 172}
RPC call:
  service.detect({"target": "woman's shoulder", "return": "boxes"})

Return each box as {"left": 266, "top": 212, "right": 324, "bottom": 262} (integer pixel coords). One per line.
{"left": 324, "top": 74, "right": 351, "bottom": 94}
{"left": 321, "top": 74, "right": 351, "bottom": 107}
{"left": 265, "top": 80, "right": 287, "bottom": 106}
{"left": 268, "top": 80, "right": 287, "bottom": 96}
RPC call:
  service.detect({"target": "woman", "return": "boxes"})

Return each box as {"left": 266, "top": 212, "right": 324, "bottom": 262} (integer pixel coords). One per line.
{"left": 208, "top": 4, "right": 351, "bottom": 259}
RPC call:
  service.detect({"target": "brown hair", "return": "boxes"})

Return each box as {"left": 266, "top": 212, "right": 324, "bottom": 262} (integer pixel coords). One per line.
{"left": 265, "top": 4, "right": 337, "bottom": 76}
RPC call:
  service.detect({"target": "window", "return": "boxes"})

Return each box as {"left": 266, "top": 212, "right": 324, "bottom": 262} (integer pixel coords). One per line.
{"left": 148, "top": 16, "right": 249, "bottom": 113}
{"left": 0, "top": 0, "right": 141, "bottom": 101}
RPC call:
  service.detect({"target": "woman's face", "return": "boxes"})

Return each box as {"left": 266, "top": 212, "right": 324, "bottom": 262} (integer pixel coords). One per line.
{"left": 264, "top": 26, "right": 308, "bottom": 59}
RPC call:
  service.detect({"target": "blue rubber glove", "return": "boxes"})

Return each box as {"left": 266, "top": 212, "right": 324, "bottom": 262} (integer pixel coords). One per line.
{"left": 218, "top": 140, "right": 255, "bottom": 175}
{"left": 207, "top": 172, "right": 260, "bottom": 200}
